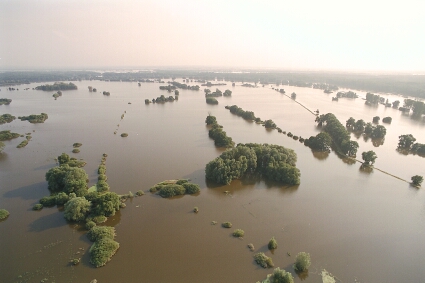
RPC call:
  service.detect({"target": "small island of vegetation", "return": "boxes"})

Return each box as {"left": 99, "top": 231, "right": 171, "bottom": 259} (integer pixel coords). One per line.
{"left": 0, "top": 114, "right": 16, "bottom": 125}
{"left": 0, "top": 98, "right": 12, "bottom": 105}
{"left": 35, "top": 82, "right": 77, "bottom": 91}
{"left": 0, "top": 130, "right": 20, "bottom": 141}
{"left": 0, "top": 209, "right": 10, "bottom": 220}
{"left": 205, "top": 115, "right": 234, "bottom": 148}
{"left": 149, "top": 179, "right": 200, "bottom": 198}
{"left": 18, "top": 113, "right": 48, "bottom": 123}
{"left": 205, "top": 143, "right": 300, "bottom": 185}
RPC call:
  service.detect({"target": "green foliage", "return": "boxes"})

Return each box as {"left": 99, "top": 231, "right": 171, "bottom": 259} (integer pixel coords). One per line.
{"left": 254, "top": 252, "right": 274, "bottom": 268}
{"left": 135, "top": 190, "right": 145, "bottom": 196}
{"left": 293, "top": 252, "right": 311, "bottom": 272}
{"left": 182, "top": 183, "right": 200, "bottom": 194}
{"left": 86, "top": 221, "right": 96, "bottom": 230}
{"left": 304, "top": 132, "right": 332, "bottom": 152}
{"left": 96, "top": 180, "right": 110, "bottom": 193}
{"left": 365, "top": 92, "right": 380, "bottom": 104}
{"left": 57, "top": 153, "right": 86, "bottom": 167}
{"left": 411, "top": 175, "right": 423, "bottom": 186}
{"left": 205, "top": 115, "right": 217, "bottom": 125}
{"left": 0, "top": 130, "right": 20, "bottom": 141}
{"left": 233, "top": 229, "right": 244, "bottom": 237}
{"left": 0, "top": 98, "right": 12, "bottom": 105}
{"left": 0, "top": 209, "right": 10, "bottom": 220}
{"left": 382, "top": 117, "right": 392, "bottom": 124}
{"left": 222, "top": 222, "right": 232, "bottom": 228}
{"left": 73, "top": 143, "right": 82, "bottom": 148}
{"left": 398, "top": 134, "right": 416, "bottom": 149}
{"left": 157, "top": 184, "right": 186, "bottom": 198}
{"left": 266, "top": 267, "right": 294, "bottom": 283}
{"left": 206, "top": 97, "right": 218, "bottom": 104}
{"left": 63, "top": 167, "right": 88, "bottom": 196}
{"left": 223, "top": 89, "right": 232, "bottom": 96}
{"left": 39, "top": 195, "right": 57, "bottom": 207}
{"left": 72, "top": 148, "right": 80, "bottom": 153}
{"left": 18, "top": 113, "right": 48, "bottom": 123}
{"left": 89, "top": 237, "right": 120, "bottom": 268}
{"left": 33, "top": 204, "right": 43, "bottom": 210}
{"left": 121, "top": 133, "right": 128, "bottom": 137}
{"left": 264, "top": 119, "right": 277, "bottom": 129}
{"left": 208, "top": 124, "right": 234, "bottom": 148}
{"left": 35, "top": 82, "right": 77, "bottom": 91}
{"left": 17, "top": 139, "right": 29, "bottom": 148}
{"left": 91, "top": 192, "right": 121, "bottom": 217}
{"left": 226, "top": 105, "right": 257, "bottom": 120}
{"left": 268, "top": 237, "right": 278, "bottom": 250}
{"left": 98, "top": 165, "right": 106, "bottom": 174}
{"left": 64, "top": 197, "right": 91, "bottom": 222}
{"left": 55, "top": 192, "right": 70, "bottom": 205}
{"left": 92, "top": 215, "right": 108, "bottom": 224}
{"left": 362, "top": 150, "right": 377, "bottom": 166}
{"left": 176, "top": 179, "right": 189, "bottom": 185}
{"left": 0, "top": 113, "right": 16, "bottom": 125}
{"left": 87, "top": 226, "right": 116, "bottom": 242}
{"left": 205, "top": 143, "right": 300, "bottom": 185}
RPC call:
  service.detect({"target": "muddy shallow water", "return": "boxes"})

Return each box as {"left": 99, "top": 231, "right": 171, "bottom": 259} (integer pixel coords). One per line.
{"left": 0, "top": 80, "right": 424, "bottom": 282}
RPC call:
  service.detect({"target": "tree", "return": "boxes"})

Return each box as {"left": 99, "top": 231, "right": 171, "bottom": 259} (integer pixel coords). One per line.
{"left": 92, "top": 192, "right": 121, "bottom": 217}
{"left": 392, "top": 100, "right": 400, "bottom": 108}
{"left": 264, "top": 119, "right": 276, "bottom": 129}
{"left": 341, "top": 140, "right": 359, "bottom": 157}
{"left": 268, "top": 237, "right": 278, "bottom": 250}
{"left": 354, "top": 119, "right": 366, "bottom": 132}
{"left": 64, "top": 197, "right": 91, "bottom": 222}
{"left": 293, "top": 252, "right": 311, "bottom": 272}
{"left": 398, "top": 134, "right": 416, "bottom": 149}
{"left": 371, "top": 125, "right": 386, "bottom": 139}
{"left": 362, "top": 150, "right": 377, "bottom": 166}
{"left": 372, "top": 116, "right": 380, "bottom": 123}
{"left": 305, "top": 132, "right": 332, "bottom": 152}
{"left": 346, "top": 117, "right": 356, "bottom": 130}
{"left": 205, "top": 115, "right": 217, "bottom": 125}
{"left": 63, "top": 167, "right": 89, "bottom": 196}
{"left": 268, "top": 267, "right": 294, "bottom": 283}
{"left": 411, "top": 175, "right": 423, "bottom": 187}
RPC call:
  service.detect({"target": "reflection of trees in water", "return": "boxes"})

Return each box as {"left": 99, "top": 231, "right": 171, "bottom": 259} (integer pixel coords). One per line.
{"left": 372, "top": 138, "right": 385, "bottom": 147}
{"left": 296, "top": 269, "right": 309, "bottom": 281}
{"left": 359, "top": 164, "right": 374, "bottom": 174}
{"left": 311, "top": 150, "right": 329, "bottom": 160}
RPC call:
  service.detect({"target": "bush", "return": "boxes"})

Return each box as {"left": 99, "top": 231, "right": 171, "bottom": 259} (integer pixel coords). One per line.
{"left": 135, "top": 190, "right": 144, "bottom": 196}
{"left": 87, "top": 226, "right": 116, "bottom": 242}
{"left": 121, "top": 133, "right": 128, "bottom": 137}
{"left": 92, "top": 192, "right": 121, "bottom": 217}
{"left": 157, "top": 184, "right": 186, "bottom": 198}
{"left": 293, "top": 252, "right": 311, "bottom": 272}
{"left": 233, "top": 229, "right": 245, "bottom": 237}
{"left": 55, "top": 192, "right": 69, "bottom": 206}
{"left": 0, "top": 209, "right": 10, "bottom": 220}
{"left": 98, "top": 174, "right": 107, "bottom": 181}
{"left": 254, "top": 252, "right": 274, "bottom": 268}
{"left": 268, "top": 237, "right": 278, "bottom": 250}
{"left": 89, "top": 237, "right": 120, "bottom": 268}
{"left": 222, "top": 222, "right": 232, "bottom": 228}
{"left": 176, "top": 179, "right": 189, "bottom": 185}
{"left": 86, "top": 221, "right": 96, "bottom": 230}
{"left": 73, "top": 143, "right": 82, "bottom": 148}
{"left": 269, "top": 267, "right": 294, "bottom": 283}
{"left": 193, "top": 207, "right": 199, "bottom": 213}
{"left": 39, "top": 195, "right": 57, "bottom": 207}
{"left": 98, "top": 165, "right": 106, "bottom": 174}
{"left": 72, "top": 149, "right": 80, "bottom": 153}
{"left": 206, "top": 97, "right": 218, "bottom": 104}
{"left": 33, "top": 204, "right": 43, "bottom": 210}
{"left": 96, "top": 180, "right": 110, "bottom": 193}
{"left": 64, "top": 197, "right": 91, "bottom": 222}
{"left": 182, "top": 183, "right": 200, "bottom": 194}
{"left": 92, "top": 215, "right": 107, "bottom": 224}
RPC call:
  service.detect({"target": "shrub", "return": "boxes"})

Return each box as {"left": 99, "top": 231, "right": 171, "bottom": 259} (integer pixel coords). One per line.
{"left": 17, "top": 140, "right": 29, "bottom": 148}
{"left": 87, "top": 226, "right": 116, "bottom": 242}
{"left": 135, "top": 190, "right": 144, "bottom": 196}
{"left": 92, "top": 192, "right": 121, "bottom": 217}
{"left": 269, "top": 267, "right": 294, "bottom": 283}
{"left": 96, "top": 180, "right": 110, "bottom": 193}
{"left": 176, "top": 179, "right": 189, "bottom": 185}
{"left": 293, "top": 252, "right": 311, "bottom": 272}
{"left": 92, "top": 215, "right": 107, "bottom": 224}
{"left": 157, "top": 184, "right": 186, "bottom": 198}
{"left": 182, "top": 183, "right": 200, "bottom": 194}
{"left": 382, "top": 117, "right": 392, "bottom": 124}
{"left": 55, "top": 192, "right": 69, "bottom": 206}
{"left": 193, "top": 207, "right": 199, "bottom": 213}
{"left": 121, "top": 133, "right": 128, "bottom": 137}
{"left": 72, "top": 148, "right": 80, "bottom": 153}
{"left": 0, "top": 209, "right": 10, "bottom": 220}
{"left": 98, "top": 174, "right": 107, "bottom": 181}
{"left": 268, "top": 236, "right": 278, "bottom": 250}
{"left": 89, "top": 237, "right": 120, "bottom": 268}
{"left": 70, "top": 258, "right": 80, "bottom": 265}
{"left": 222, "top": 222, "right": 232, "bottom": 228}
{"left": 39, "top": 195, "right": 57, "bottom": 207}
{"left": 33, "top": 204, "right": 43, "bottom": 210}
{"left": 73, "top": 143, "right": 82, "bottom": 148}
{"left": 233, "top": 229, "right": 245, "bottom": 237}
{"left": 98, "top": 165, "right": 106, "bottom": 174}
{"left": 206, "top": 97, "right": 218, "bottom": 104}
{"left": 86, "top": 221, "right": 96, "bottom": 230}
{"left": 411, "top": 175, "right": 423, "bottom": 186}
{"left": 254, "top": 252, "right": 274, "bottom": 268}
{"left": 64, "top": 197, "right": 91, "bottom": 222}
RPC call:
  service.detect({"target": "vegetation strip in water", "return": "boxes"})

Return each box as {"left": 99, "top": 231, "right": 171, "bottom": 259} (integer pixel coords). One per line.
{"left": 0, "top": 98, "right": 12, "bottom": 105}
{"left": 0, "top": 130, "right": 20, "bottom": 141}
{"left": 205, "top": 115, "right": 234, "bottom": 148}
{"left": 0, "top": 113, "right": 16, "bottom": 124}
{"left": 35, "top": 82, "right": 77, "bottom": 91}
{"left": 149, "top": 179, "right": 200, "bottom": 198}
{"left": 18, "top": 113, "right": 48, "bottom": 123}
{"left": 205, "top": 143, "right": 300, "bottom": 185}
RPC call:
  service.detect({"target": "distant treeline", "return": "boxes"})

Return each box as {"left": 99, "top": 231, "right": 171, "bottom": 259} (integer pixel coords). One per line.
{"left": 1, "top": 70, "right": 425, "bottom": 98}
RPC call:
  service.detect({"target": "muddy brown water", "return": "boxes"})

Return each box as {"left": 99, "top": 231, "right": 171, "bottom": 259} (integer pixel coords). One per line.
{"left": 0, "top": 80, "right": 424, "bottom": 282}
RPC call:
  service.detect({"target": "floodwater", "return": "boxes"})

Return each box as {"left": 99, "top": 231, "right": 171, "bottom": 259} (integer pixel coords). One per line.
{"left": 0, "top": 79, "right": 425, "bottom": 283}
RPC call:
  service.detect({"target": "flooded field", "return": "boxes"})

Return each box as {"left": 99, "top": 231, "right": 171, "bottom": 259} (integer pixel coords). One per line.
{"left": 1, "top": 79, "right": 424, "bottom": 282}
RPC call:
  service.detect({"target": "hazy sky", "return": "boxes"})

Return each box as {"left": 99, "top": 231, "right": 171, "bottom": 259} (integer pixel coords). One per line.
{"left": 1, "top": 0, "right": 424, "bottom": 71}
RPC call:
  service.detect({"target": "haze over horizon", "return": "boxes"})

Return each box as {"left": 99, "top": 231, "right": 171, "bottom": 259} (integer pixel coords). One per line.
{"left": 1, "top": 0, "right": 424, "bottom": 72}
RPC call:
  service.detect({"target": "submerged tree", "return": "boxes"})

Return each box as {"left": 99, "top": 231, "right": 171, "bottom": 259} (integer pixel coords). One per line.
{"left": 293, "top": 252, "right": 311, "bottom": 272}
{"left": 362, "top": 150, "right": 377, "bottom": 166}
{"left": 411, "top": 175, "right": 423, "bottom": 187}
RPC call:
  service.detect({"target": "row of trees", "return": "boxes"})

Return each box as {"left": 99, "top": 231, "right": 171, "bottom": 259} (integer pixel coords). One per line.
{"left": 398, "top": 134, "right": 425, "bottom": 155}
{"left": 336, "top": 91, "right": 358, "bottom": 98}
{"left": 309, "top": 113, "right": 359, "bottom": 157}
{"left": 402, "top": 98, "right": 425, "bottom": 116}
{"left": 206, "top": 115, "right": 234, "bottom": 148}
{"left": 145, "top": 94, "right": 177, "bottom": 104}
{"left": 225, "top": 105, "right": 258, "bottom": 121}
{"left": 346, "top": 117, "right": 387, "bottom": 139}
{"left": 35, "top": 82, "right": 77, "bottom": 91}
{"left": 205, "top": 143, "right": 300, "bottom": 185}
{"left": 18, "top": 113, "right": 48, "bottom": 123}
